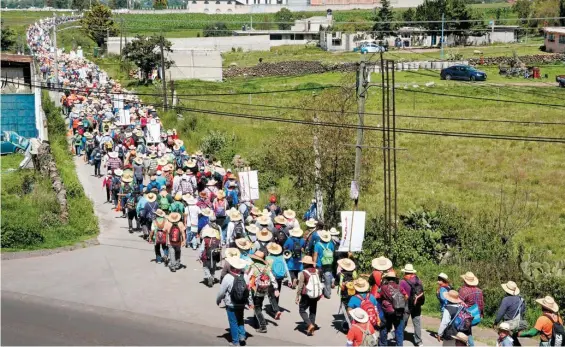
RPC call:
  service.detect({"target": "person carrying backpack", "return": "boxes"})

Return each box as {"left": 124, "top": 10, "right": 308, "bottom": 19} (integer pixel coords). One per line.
{"left": 111, "top": 169, "right": 123, "bottom": 209}
{"left": 266, "top": 242, "right": 288, "bottom": 321}
{"left": 295, "top": 255, "right": 323, "bottom": 336}
{"left": 166, "top": 212, "right": 186, "bottom": 272}
{"left": 459, "top": 272, "right": 484, "bottom": 346}
{"left": 252, "top": 229, "right": 272, "bottom": 255}
{"left": 213, "top": 191, "right": 228, "bottom": 234}
{"left": 169, "top": 193, "right": 185, "bottom": 215}
{"left": 437, "top": 290, "right": 474, "bottom": 345}
{"left": 157, "top": 187, "right": 173, "bottom": 213}
{"left": 379, "top": 270, "right": 409, "bottom": 346}
{"left": 272, "top": 215, "right": 289, "bottom": 246}
{"left": 125, "top": 191, "right": 140, "bottom": 233}
{"left": 437, "top": 273, "right": 452, "bottom": 314}
{"left": 313, "top": 230, "right": 335, "bottom": 299}
{"left": 92, "top": 146, "right": 102, "bottom": 177}
{"left": 283, "top": 227, "right": 306, "bottom": 288}
{"left": 148, "top": 209, "right": 169, "bottom": 264}
{"left": 495, "top": 281, "right": 526, "bottom": 346}
{"left": 338, "top": 258, "right": 359, "bottom": 309}
{"left": 400, "top": 264, "right": 425, "bottom": 346}
{"left": 141, "top": 193, "right": 159, "bottom": 240}
{"left": 347, "top": 278, "right": 381, "bottom": 330}
{"left": 198, "top": 226, "right": 221, "bottom": 287}
{"left": 246, "top": 250, "right": 279, "bottom": 334}
{"left": 518, "top": 296, "right": 563, "bottom": 347}
{"left": 497, "top": 323, "right": 515, "bottom": 347}
{"left": 216, "top": 256, "right": 252, "bottom": 347}
{"left": 347, "top": 308, "right": 378, "bottom": 347}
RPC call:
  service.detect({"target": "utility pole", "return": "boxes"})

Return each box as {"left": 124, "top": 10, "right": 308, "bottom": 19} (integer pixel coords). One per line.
{"left": 106, "top": 28, "right": 110, "bottom": 55}
{"left": 353, "top": 55, "right": 367, "bottom": 208}
{"left": 312, "top": 92, "right": 324, "bottom": 223}
{"left": 440, "top": 13, "right": 445, "bottom": 60}
{"left": 159, "top": 34, "right": 168, "bottom": 111}
{"left": 52, "top": 13, "right": 58, "bottom": 89}
{"left": 491, "top": 20, "right": 495, "bottom": 45}
{"left": 119, "top": 17, "right": 124, "bottom": 56}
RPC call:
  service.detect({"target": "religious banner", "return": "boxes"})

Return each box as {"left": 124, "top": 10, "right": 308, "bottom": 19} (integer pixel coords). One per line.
{"left": 239, "top": 170, "right": 259, "bottom": 201}
{"left": 338, "top": 211, "right": 366, "bottom": 252}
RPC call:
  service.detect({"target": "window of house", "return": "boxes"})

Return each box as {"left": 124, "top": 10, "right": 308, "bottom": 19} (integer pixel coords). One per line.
{"left": 548, "top": 33, "right": 555, "bottom": 42}
{"left": 270, "top": 34, "right": 282, "bottom": 40}
{"left": 559, "top": 35, "right": 565, "bottom": 44}
{"left": 295, "top": 34, "right": 304, "bottom": 40}
{"left": 215, "top": 0, "right": 220, "bottom": 3}
{"left": 332, "top": 38, "right": 342, "bottom": 46}
{"left": 276, "top": 0, "right": 282, "bottom": 3}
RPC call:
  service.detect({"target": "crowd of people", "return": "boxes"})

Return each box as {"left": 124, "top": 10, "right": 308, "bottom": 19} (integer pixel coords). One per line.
{"left": 26, "top": 17, "right": 563, "bottom": 347}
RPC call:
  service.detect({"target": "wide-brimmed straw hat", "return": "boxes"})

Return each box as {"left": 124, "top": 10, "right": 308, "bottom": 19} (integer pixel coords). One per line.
{"left": 353, "top": 278, "right": 370, "bottom": 292}
{"left": 235, "top": 238, "right": 252, "bottom": 251}
{"left": 257, "top": 215, "right": 270, "bottom": 225}
{"left": 245, "top": 225, "right": 259, "bottom": 234}
{"left": 451, "top": 332, "right": 469, "bottom": 345}
{"left": 185, "top": 159, "right": 196, "bottom": 168}
{"left": 350, "top": 308, "right": 369, "bottom": 323}
{"left": 134, "top": 157, "right": 143, "bottom": 165}
{"left": 329, "top": 227, "right": 340, "bottom": 236}
{"left": 266, "top": 242, "right": 282, "bottom": 255}
{"left": 283, "top": 209, "right": 296, "bottom": 219}
{"left": 157, "top": 158, "right": 167, "bottom": 166}
{"left": 122, "top": 176, "right": 133, "bottom": 183}
{"left": 300, "top": 255, "right": 316, "bottom": 265}
{"left": 226, "top": 256, "right": 247, "bottom": 270}
{"left": 274, "top": 215, "right": 287, "bottom": 225}
{"left": 402, "top": 264, "right": 417, "bottom": 274}
{"left": 372, "top": 256, "right": 393, "bottom": 271}
{"left": 501, "top": 281, "right": 520, "bottom": 296}
{"left": 146, "top": 193, "right": 157, "bottom": 202}
{"left": 200, "top": 208, "right": 213, "bottom": 217}
{"left": 202, "top": 226, "right": 218, "bottom": 239}
{"left": 445, "top": 290, "right": 462, "bottom": 304}
{"left": 319, "top": 230, "right": 331, "bottom": 243}
{"left": 224, "top": 247, "right": 241, "bottom": 259}
{"left": 305, "top": 219, "right": 317, "bottom": 228}
{"left": 216, "top": 190, "right": 226, "bottom": 200}
{"left": 498, "top": 322, "right": 512, "bottom": 332}
{"left": 438, "top": 273, "right": 450, "bottom": 282}
{"left": 183, "top": 195, "right": 196, "bottom": 205}
{"left": 168, "top": 212, "right": 182, "bottom": 223}
{"left": 155, "top": 209, "right": 166, "bottom": 218}
{"left": 461, "top": 272, "right": 479, "bottom": 286}
{"left": 536, "top": 296, "right": 559, "bottom": 313}
{"left": 250, "top": 206, "right": 262, "bottom": 216}
{"left": 384, "top": 270, "right": 397, "bottom": 278}
{"left": 108, "top": 151, "right": 119, "bottom": 158}
{"left": 290, "top": 228, "right": 304, "bottom": 238}
{"left": 257, "top": 228, "right": 273, "bottom": 242}
{"left": 250, "top": 250, "right": 266, "bottom": 263}
{"left": 230, "top": 211, "right": 243, "bottom": 222}
{"left": 338, "top": 258, "right": 356, "bottom": 272}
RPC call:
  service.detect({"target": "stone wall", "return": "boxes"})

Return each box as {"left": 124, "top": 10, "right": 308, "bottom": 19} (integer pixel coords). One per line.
{"left": 223, "top": 61, "right": 358, "bottom": 78}
{"left": 37, "top": 142, "right": 69, "bottom": 222}
{"left": 468, "top": 53, "right": 565, "bottom": 66}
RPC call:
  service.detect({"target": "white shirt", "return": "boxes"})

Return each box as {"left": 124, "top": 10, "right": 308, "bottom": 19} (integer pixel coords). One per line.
{"left": 185, "top": 205, "right": 200, "bottom": 227}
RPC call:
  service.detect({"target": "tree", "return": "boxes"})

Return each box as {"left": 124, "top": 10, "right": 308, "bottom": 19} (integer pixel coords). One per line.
{"left": 71, "top": 0, "right": 89, "bottom": 10}
{"left": 153, "top": 0, "right": 167, "bottom": 9}
{"left": 532, "top": 0, "right": 560, "bottom": 26}
{"left": 415, "top": 0, "right": 446, "bottom": 35}
{"left": 80, "top": 4, "right": 118, "bottom": 47}
{"left": 274, "top": 8, "right": 294, "bottom": 30}
{"left": 122, "top": 35, "right": 173, "bottom": 83}
{"left": 560, "top": 0, "right": 565, "bottom": 26}
{"left": 109, "top": 0, "right": 128, "bottom": 8}
{"left": 373, "top": 0, "right": 395, "bottom": 39}
{"left": 402, "top": 8, "right": 415, "bottom": 23}
{"left": 1, "top": 27, "right": 16, "bottom": 51}
{"left": 256, "top": 15, "right": 272, "bottom": 30}
{"left": 446, "top": 0, "right": 473, "bottom": 36}
{"left": 203, "top": 22, "right": 229, "bottom": 37}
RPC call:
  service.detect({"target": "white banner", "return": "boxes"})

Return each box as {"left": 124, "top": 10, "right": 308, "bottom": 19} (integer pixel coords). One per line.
{"left": 239, "top": 170, "right": 259, "bottom": 201}
{"left": 338, "top": 211, "right": 366, "bottom": 252}
{"left": 112, "top": 94, "right": 124, "bottom": 110}
{"left": 117, "top": 109, "right": 130, "bottom": 126}
{"left": 146, "top": 119, "right": 161, "bottom": 143}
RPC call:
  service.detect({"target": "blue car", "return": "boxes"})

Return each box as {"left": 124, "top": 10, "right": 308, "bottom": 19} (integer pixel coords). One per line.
{"left": 440, "top": 65, "right": 487, "bottom": 81}
{"left": 1, "top": 131, "right": 30, "bottom": 155}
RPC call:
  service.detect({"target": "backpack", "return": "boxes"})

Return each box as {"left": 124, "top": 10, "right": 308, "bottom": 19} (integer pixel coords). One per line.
{"left": 169, "top": 224, "right": 181, "bottom": 244}
{"left": 93, "top": 150, "right": 102, "bottom": 161}
{"left": 155, "top": 219, "right": 167, "bottom": 244}
{"left": 145, "top": 202, "right": 158, "bottom": 220}
{"left": 370, "top": 271, "right": 383, "bottom": 298}
{"left": 233, "top": 221, "right": 245, "bottom": 240}
{"left": 274, "top": 229, "right": 287, "bottom": 246}
{"left": 302, "top": 268, "right": 322, "bottom": 299}
{"left": 389, "top": 285, "right": 406, "bottom": 313}
{"left": 117, "top": 145, "right": 125, "bottom": 159}
{"left": 320, "top": 243, "right": 334, "bottom": 266}
{"left": 447, "top": 305, "right": 473, "bottom": 335}
{"left": 357, "top": 294, "right": 379, "bottom": 328}
{"left": 169, "top": 202, "right": 184, "bottom": 214}
{"left": 352, "top": 324, "right": 377, "bottom": 347}
{"left": 252, "top": 266, "right": 270, "bottom": 293}
{"left": 546, "top": 314, "right": 565, "bottom": 346}
{"left": 213, "top": 200, "right": 226, "bottom": 217}
{"left": 112, "top": 177, "right": 121, "bottom": 192}
{"left": 269, "top": 255, "right": 287, "bottom": 279}
{"left": 201, "top": 237, "right": 220, "bottom": 262}
{"left": 158, "top": 194, "right": 171, "bottom": 211}
{"left": 407, "top": 277, "right": 426, "bottom": 307}
{"left": 292, "top": 238, "right": 302, "bottom": 259}
{"left": 126, "top": 195, "right": 136, "bottom": 210}
{"left": 230, "top": 273, "right": 249, "bottom": 306}
{"left": 466, "top": 291, "right": 482, "bottom": 326}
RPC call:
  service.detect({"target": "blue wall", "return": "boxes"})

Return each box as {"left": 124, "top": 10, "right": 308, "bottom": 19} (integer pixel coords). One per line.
{"left": 0, "top": 94, "right": 37, "bottom": 138}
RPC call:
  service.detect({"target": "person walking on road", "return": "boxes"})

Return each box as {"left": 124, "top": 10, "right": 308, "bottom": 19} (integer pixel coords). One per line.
{"left": 459, "top": 272, "right": 484, "bottom": 346}
{"left": 199, "top": 226, "right": 221, "bottom": 287}
{"left": 184, "top": 195, "right": 200, "bottom": 249}
{"left": 283, "top": 227, "right": 305, "bottom": 288}
{"left": 166, "top": 212, "right": 186, "bottom": 272}
{"left": 518, "top": 296, "right": 563, "bottom": 346}
{"left": 379, "top": 270, "right": 408, "bottom": 346}
{"left": 347, "top": 278, "right": 381, "bottom": 329}
{"left": 295, "top": 255, "right": 322, "bottom": 336}
{"left": 494, "top": 281, "right": 526, "bottom": 346}
{"left": 346, "top": 308, "right": 378, "bottom": 347}
{"left": 496, "top": 323, "right": 515, "bottom": 347}
{"left": 149, "top": 209, "right": 169, "bottom": 264}
{"left": 92, "top": 145, "right": 102, "bottom": 177}
{"left": 400, "top": 264, "right": 425, "bottom": 346}
{"left": 437, "top": 290, "right": 473, "bottom": 346}
{"left": 141, "top": 192, "right": 159, "bottom": 240}
{"left": 437, "top": 273, "right": 451, "bottom": 314}
{"left": 246, "top": 250, "right": 279, "bottom": 333}
{"left": 312, "top": 230, "right": 334, "bottom": 299}
{"left": 265, "top": 242, "right": 286, "bottom": 320}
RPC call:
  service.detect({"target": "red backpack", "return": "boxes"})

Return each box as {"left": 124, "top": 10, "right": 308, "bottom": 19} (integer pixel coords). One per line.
{"left": 370, "top": 271, "right": 383, "bottom": 298}
{"left": 155, "top": 219, "right": 167, "bottom": 244}
{"left": 357, "top": 294, "right": 379, "bottom": 327}
{"left": 169, "top": 224, "right": 181, "bottom": 244}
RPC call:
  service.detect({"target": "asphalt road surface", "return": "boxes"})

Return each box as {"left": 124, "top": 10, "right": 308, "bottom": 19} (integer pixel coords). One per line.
{"left": 1, "top": 291, "right": 293, "bottom": 346}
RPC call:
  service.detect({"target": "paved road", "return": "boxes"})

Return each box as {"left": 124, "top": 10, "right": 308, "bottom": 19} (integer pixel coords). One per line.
{"left": 1, "top": 156, "right": 436, "bottom": 346}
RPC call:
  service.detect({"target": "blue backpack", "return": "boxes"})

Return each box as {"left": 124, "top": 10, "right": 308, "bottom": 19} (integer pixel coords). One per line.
{"left": 268, "top": 255, "right": 287, "bottom": 279}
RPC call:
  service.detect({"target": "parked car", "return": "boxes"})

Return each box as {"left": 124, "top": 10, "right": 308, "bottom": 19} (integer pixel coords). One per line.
{"left": 1, "top": 131, "right": 30, "bottom": 155}
{"left": 440, "top": 65, "right": 487, "bottom": 81}
{"left": 557, "top": 75, "right": 565, "bottom": 88}
{"left": 353, "top": 40, "right": 387, "bottom": 54}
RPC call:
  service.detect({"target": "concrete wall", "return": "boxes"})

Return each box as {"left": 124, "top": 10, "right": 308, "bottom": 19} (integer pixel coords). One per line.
{"left": 166, "top": 49, "right": 223, "bottom": 81}
{"left": 109, "top": 35, "right": 270, "bottom": 53}
{"left": 545, "top": 35, "right": 565, "bottom": 53}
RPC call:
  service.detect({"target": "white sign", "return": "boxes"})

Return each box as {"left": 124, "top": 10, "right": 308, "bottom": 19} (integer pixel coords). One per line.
{"left": 239, "top": 170, "right": 259, "bottom": 201}
{"left": 112, "top": 94, "right": 124, "bottom": 110}
{"left": 146, "top": 119, "right": 161, "bottom": 143}
{"left": 117, "top": 109, "right": 130, "bottom": 126}
{"left": 338, "top": 211, "right": 366, "bottom": 252}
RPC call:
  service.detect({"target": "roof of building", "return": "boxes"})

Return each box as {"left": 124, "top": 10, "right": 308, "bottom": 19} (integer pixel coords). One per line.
{"left": 543, "top": 27, "right": 565, "bottom": 34}
{"left": 233, "top": 30, "right": 319, "bottom": 35}
{"left": 0, "top": 54, "right": 34, "bottom": 64}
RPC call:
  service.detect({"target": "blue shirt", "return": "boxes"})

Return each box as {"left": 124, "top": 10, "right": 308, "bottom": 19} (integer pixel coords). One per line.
{"left": 136, "top": 196, "right": 147, "bottom": 215}
{"left": 348, "top": 292, "right": 378, "bottom": 310}
{"left": 145, "top": 180, "right": 161, "bottom": 193}
{"left": 283, "top": 237, "right": 305, "bottom": 271}
{"left": 156, "top": 176, "right": 167, "bottom": 187}
{"left": 438, "top": 286, "right": 450, "bottom": 313}
{"left": 313, "top": 240, "right": 334, "bottom": 268}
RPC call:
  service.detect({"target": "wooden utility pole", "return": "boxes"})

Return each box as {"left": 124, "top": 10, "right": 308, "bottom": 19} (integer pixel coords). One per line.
{"left": 119, "top": 17, "right": 123, "bottom": 56}
{"left": 159, "top": 34, "right": 168, "bottom": 111}
{"left": 312, "top": 92, "right": 324, "bottom": 222}
{"left": 353, "top": 55, "right": 367, "bottom": 207}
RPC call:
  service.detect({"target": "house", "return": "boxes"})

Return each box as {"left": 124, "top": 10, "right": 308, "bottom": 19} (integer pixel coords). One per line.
{"left": 543, "top": 27, "right": 565, "bottom": 53}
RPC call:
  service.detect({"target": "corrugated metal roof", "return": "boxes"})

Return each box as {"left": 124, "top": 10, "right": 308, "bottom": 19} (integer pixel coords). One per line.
{"left": 544, "top": 27, "right": 565, "bottom": 34}
{"left": 0, "top": 54, "right": 34, "bottom": 63}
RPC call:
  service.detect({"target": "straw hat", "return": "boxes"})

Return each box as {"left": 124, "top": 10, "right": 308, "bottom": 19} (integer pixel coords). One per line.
{"left": 173, "top": 144, "right": 181, "bottom": 151}
{"left": 445, "top": 290, "right": 462, "bottom": 304}
{"left": 257, "top": 215, "right": 270, "bottom": 226}
{"left": 501, "top": 281, "right": 520, "bottom": 296}
{"left": 195, "top": 150, "right": 203, "bottom": 156}
{"left": 174, "top": 139, "right": 183, "bottom": 147}
{"left": 283, "top": 209, "right": 296, "bottom": 219}
{"left": 206, "top": 179, "right": 217, "bottom": 186}
{"left": 329, "top": 227, "right": 340, "bottom": 236}
{"left": 536, "top": 296, "right": 559, "bottom": 313}
{"left": 200, "top": 207, "right": 213, "bottom": 217}
{"left": 257, "top": 228, "right": 273, "bottom": 242}
{"left": 230, "top": 211, "right": 243, "bottom": 222}
{"left": 174, "top": 193, "right": 182, "bottom": 201}
{"left": 122, "top": 176, "right": 133, "bottom": 183}
{"left": 216, "top": 190, "right": 225, "bottom": 200}
{"left": 401, "top": 264, "right": 417, "bottom": 274}
{"left": 134, "top": 157, "right": 143, "bottom": 165}
{"left": 245, "top": 224, "right": 259, "bottom": 234}
{"left": 226, "top": 256, "right": 247, "bottom": 270}
{"left": 498, "top": 322, "right": 511, "bottom": 332}
{"left": 163, "top": 164, "right": 172, "bottom": 172}
{"left": 155, "top": 209, "right": 166, "bottom": 218}
{"left": 146, "top": 192, "right": 157, "bottom": 202}
{"left": 250, "top": 250, "right": 266, "bottom": 263}
{"left": 305, "top": 219, "right": 317, "bottom": 228}
{"left": 350, "top": 308, "right": 369, "bottom": 324}
{"left": 168, "top": 212, "right": 182, "bottom": 223}
{"left": 250, "top": 206, "right": 261, "bottom": 216}
{"left": 185, "top": 160, "right": 196, "bottom": 168}
{"left": 461, "top": 272, "right": 479, "bottom": 286}
{"left": 266, "top": 242, "right": 282, "bottom": 255}
{"left": 451, "top": 332, "right": 469, "bottom": 345}
{"left": 290, "top": 228, "right": 304, "bottom": 238}
{"left": 338, "top": 258, "right": 356, "bottom": 272}
{"left": 372, "top": 256, "right": 393, "bottom": 271}
{"left": 114, "top": 168, "right": 123, "bottom": 176}
{"left": 274, "top": 215, "right": 287, "bottom": 225}
{"left": 234, "top": 238, "right": 252, "bottom": 251}
{"left": 353, "top": 278, "right": 370, "bottom": 292}
{"left": 202, "top": 226, "right": 218, "bottom": 239}
{"left": 108, "top": 151, "right": 119, "bottom": 158}
{"left": 183, "top": 195, "right": 197, "bottom": 205}
{"left": 157, "top": 158, "right": 167, "bottom": 166}
{"left": 300, "top": 255, "right": 316, "bottom": 265}
{"left": 438, "top": 273, "right": 450, "bottom": 282}
{"left": 224, "top": 247, "right": 241, "bottom": 259}
{"left": 319, "top": 230, "right": 331, "bottom": 243}
{"left": 384, "top": 270, "right": 397, "bottom": 278}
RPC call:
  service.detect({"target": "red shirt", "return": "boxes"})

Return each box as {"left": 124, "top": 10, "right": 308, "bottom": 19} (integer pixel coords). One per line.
{"left": 347, "top": 322, "right": 375, "bottom": 346}
{"left": 459, "top": 285, "right": 484, "bottom": 314}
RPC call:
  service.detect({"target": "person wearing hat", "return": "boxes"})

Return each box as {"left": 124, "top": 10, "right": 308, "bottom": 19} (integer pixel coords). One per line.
{"left": 213, "top": 190, "right": 228, "bottom": 235}
{"left": 145, "top": 175, "right": 161, "bottom": 194}
{"left": 265, "top": 194, "right": 281, "bottom": 220}
{"left": 115, "top": 142, "right": 127, "bottom": 162}
{"left": 459, "top": 271, "right": 484, "bottom": 346}
{"left": 172, "top": 167, "right": 184, "bottom": 193}
{"left": 102, "top": 172, "right": 113, "bottom": 203}
{"left": 148, "top": 209, "right": 169, "bottom": 264}
{"left": 337, "top": 258, "right": 359, "bottom": 304}
{"left": 295, "top": 255, "right": 322, "bottom": 336}
{"left": 494, "top": 281, "right": 526, "bottom": 342}
{"left": 184, "top": 195, "right": 200, "bottom": 249}
{"left": 136, "top": 187, "right": 149, "bottom": 228}
{"left": 272, "top": 215, "right": 289, "bottom": 246}
{"left": 124, "top": 185, "right": 140, "bottom": 233}
{"left": 347, "top": 278, "right": 381, "bottom": 328}
{"left": 119, "top": 173, "right": 136, "bottom": 218}
{"left": 245, "top": 224, "right": 259, "bottom": 243}
{"left": 368, "top": 256, "right": 393, "bottom": 300}
{"left": 226, "top": 180, "right": 239, "bottom": 207}
{"left": 265, "top": 242, "right": 287, "bottom": 320}
{"left": 92, "top": 144, "right": 103, "bottom": 177}
{"left": 347, "top": 308, "right": 378, "bottom": 347}
{"left": 157, "top": 186, "right": 173, "bottom": 213}
{"left": 197, "top": 207, "right": 214, "bottom": 248}
{"left": 166, "top": 212, "right": 186, "bottom": 272}
{"left": 219, "top": 247, "right": 242, "bottom": 282}
{"left": 437, "top": 290, "right": 472, "bottom": 345}
{"left": 496, "top": 323, "right": 515, "bottom": 347}
{"left": 169, "top": 192, "right": 185, "bottom": 214}
{"left": 379, "top": 270, "right": 409, "bottom": 346}
{"left": 283, "top": 227, "right": 306, "bottom": 288}
{"left": 198, "top": 226, "right": 221, "bottom": 287}
{"left": 73, "top": 132, "right": 83, "bottom": 157}
{"left": 216, "top": 256, "right": 252, "bottom": 347}
{"left": 252, "top": 228, "right": 273, "bottom": 254}
{"left": 141, "top": 192, "right": 159, "bottom": 240}
{"left": 146, "top": 152, "right": 159, "bottom": 177}
{"left": 304, "top": 220, "right": 324, "bottom": 257}
{"left": 283, "top": 209, "right": 299, "bottom": 230}
{"left": 437, "top": 273, "right": 452, "bottom": 314}
{"left": 234, "top": 238, "right": 253, "bottom": 265}
{"left": 246, "top": 250, "right": 279, "bottom": 333}
{"left": 83, "top": 132, "right": 96, "bottom": 164}
{"left": 400, "top": 264, "right": 425, "bottom": 347}
{"left": 132, "top": 156, "right": 145, "bottom": 187}
{"left": 518, "top": 295, "right": 562, "bottom": 345}
{"left": 155, "top": 170, "right": 167, "bottom": 188}
{"left": 452, "top": 332, "right": 470, "bottom": 346}
{"left": 110, "top": 169, "right": 124, "bottom": 209}
{"left": 225, "top": 210, "right": 245, "bottom": 247}
{"left": 106, "top": 151, "right": 123, "bottom": 175}
{"left": 312, "top": 230, "right": 335, "bottom": 299}
{"left": 255, "top": 213, "right": 273, "bottom": 231}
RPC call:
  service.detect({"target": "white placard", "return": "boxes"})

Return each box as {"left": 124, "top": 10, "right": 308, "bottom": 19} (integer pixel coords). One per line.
{"left": 117, "top": 109, "right": 130, "bottom": 125}
{"left": 113, "top": 94, "right": 124, "bottom": 110}
{"left": 146, "top": 119, "right": 161, "bottom": 143}
{"left": 239, "top": 170, "right": 259, "bottom": 201}
{"left": 338, "top": 211, "right": 366, "bottom": 252}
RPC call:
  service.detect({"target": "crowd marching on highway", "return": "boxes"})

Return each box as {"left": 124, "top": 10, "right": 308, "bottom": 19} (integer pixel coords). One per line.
{"left": 26, "top": 17, "right": 564, "bottom": 347}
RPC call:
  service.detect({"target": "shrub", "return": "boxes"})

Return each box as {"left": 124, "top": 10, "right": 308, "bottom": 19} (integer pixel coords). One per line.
{"left": 200, "top": 130, "right": 228, "bottom": 156}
